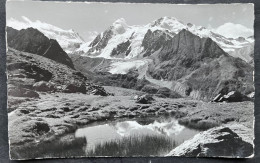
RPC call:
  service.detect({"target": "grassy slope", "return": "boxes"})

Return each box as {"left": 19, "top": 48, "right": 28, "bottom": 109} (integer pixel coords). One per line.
{"left": 7, "top": 48, "right": 87, "bottom": 87}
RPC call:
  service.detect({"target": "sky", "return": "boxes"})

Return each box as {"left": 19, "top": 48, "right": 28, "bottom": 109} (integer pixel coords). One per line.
{"left": 6, "top": 0, "right": 254, "bottom": 41}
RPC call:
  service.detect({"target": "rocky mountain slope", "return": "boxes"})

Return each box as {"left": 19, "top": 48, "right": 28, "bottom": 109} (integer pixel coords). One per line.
{"left": 147, "top": 29, "right": 254, "bottom": 100}
{"left": 7, "top": 27, "right": 75, "bottom": 69}
{"left": 7, "top": 48, "right": 86, "bottom": 90}
{"left": 7, "top": 47, "right": 113, "bottom": 112}
{"left": 7, "top": 16, "right": 85, "bottom": 53}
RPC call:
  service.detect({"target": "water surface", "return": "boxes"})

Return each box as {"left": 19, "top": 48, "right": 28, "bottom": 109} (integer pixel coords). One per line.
{"left": 75, "top": 117, "right": 199, "bottom": 156}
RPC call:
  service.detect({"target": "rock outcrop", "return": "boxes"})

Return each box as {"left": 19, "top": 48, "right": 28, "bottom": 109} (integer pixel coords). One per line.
{"left": 212, "top": 91, "right": 251, "bottom": 102}
{"left": 8, "top": 87, "right": 39, "bottom": 98}
{"left": 167, "top": 124, "right": 253, "bottom": 158}
{"left": 63, "top": 83, "right": 86, "bottom": 94}
{"left": 135, "top": 94, "right": 154, "bottom": 104}
{"left": 88, "top": 28, "right": 114, "bottom": 54}
{"left": 33, "top": 81, "right": 56, "bottom": 92}
{"left": 142, "top": 29, "right": 173, "bottom": 57}
{"left": 86, "top": 84, "right": 112, "bottom": 96}
{"left": 111, "top": 40, "right": 131, "bottom": 57}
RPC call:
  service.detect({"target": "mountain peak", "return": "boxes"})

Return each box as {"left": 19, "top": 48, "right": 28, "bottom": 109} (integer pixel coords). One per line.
{"left": 150, "top": 16, "right": 186, "bottom": 32}
{"left": 7, "top": 27, "right": 75, "bottom": 69}
{"left": 152, "top": 16, "right": 184, "bottom": 25}
{"left": 7, "top": 16, "right": 85, "bottom": 53}
{"left": 112, "top": 18, "right": 129, "bottom": 34}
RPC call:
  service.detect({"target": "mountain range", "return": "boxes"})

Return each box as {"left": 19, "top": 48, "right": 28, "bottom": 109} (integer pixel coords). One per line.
{"left": 81, "top": 17, "right": 254, "bottom": 63}
{"left": 6, "top": 16, "right": 254, "bottom": 101}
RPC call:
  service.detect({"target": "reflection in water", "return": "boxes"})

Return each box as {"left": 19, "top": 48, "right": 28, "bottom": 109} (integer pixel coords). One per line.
{"left": 75, "top": 124, "right": 121, "bottom": 151}
{"left": 114, "top": 119, "right": 185, "bottom": 137}
{"left": 75, "top": 117, "right": 199, "bottom": 156}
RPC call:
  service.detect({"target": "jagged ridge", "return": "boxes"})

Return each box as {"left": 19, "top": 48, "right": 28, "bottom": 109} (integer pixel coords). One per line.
{"left": 7, "top": 27, "right": 75, "bottom": 69}
{"left": 148, "top": 29, "right": 253, "bottom": 100}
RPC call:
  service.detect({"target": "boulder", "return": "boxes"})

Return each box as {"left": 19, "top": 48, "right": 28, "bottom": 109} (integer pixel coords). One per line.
{"left": 8, "top": 87, "right": 39, "bottom": 98}
{"left": 33, "top": 81, "right": 56, "bottom": 92}
{"left": 23, "top": 90, "right": 40, "bottom": 98}
{"left": 87, "top": 85, "right": 111, "bottom": 96}
{"left": 32, "top": 121, "right": 50, "bottom": 136}
{"left": 141, "top": 85, "right": 158, "bottom": 94}
{"left": 63, "top": 83, "right": 86, "bottom": 94}
{"left": 133, "top": 95, "right": 139, "bottom": 100}
{"left": 223, "top": 91, "right": 244, "bottom": 102}
{"left": 167, "top": 124, "right": 253, "bottom": 158}
{"left": 135, "top": 94, "right": 154, "bottom": 104}
{"left": 91, "top": 89, "right": 109, "bottom": 96}
{"left": 212, "top": 91, "right": 250, "bottom": 102}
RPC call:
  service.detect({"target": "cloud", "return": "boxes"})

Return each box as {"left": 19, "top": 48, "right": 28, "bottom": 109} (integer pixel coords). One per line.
{"left": 214, "top": 23, "right": 253, "bottom": 38}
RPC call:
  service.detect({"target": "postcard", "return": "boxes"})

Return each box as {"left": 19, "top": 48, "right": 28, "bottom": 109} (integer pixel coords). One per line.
{"left": 6, "top": 1, "right": 254, "bottom": 160}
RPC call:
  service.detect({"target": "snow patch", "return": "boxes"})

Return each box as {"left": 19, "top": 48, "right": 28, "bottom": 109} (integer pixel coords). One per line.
{"left": 76, "top": 41, "right": 92, "bottom": 53}
{"left": 109, "top": 60, "right": 146, "bottom": 74}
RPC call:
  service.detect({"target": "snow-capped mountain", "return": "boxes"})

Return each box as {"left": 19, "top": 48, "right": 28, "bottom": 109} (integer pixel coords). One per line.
{"left": 71, "top": 17, "right": 254, "bottom": 100}
{"left": 7, "top": 16, "right": 85, "bottom": 53}
{"left": 81, "top": 17, "right": 254, "bottom": 62}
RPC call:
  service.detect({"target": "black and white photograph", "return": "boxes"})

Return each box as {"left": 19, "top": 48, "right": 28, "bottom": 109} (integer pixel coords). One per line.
{"left": 6, "top": 1, "right": 255, "bottom": 160}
